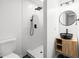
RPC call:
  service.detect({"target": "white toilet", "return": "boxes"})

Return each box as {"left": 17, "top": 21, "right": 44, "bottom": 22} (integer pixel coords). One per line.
{"left": 0, "top": 37, "right": 20, "bottom": 58}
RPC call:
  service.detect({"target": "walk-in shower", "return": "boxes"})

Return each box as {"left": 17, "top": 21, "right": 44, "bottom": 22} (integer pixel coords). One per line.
{"left": 22, "top": 0, "right": 44, "bottom": 58}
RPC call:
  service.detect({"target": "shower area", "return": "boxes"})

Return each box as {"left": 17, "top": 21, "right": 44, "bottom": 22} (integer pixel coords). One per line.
{"left": 22, "top": 0, "right": 44, "bottom": 58}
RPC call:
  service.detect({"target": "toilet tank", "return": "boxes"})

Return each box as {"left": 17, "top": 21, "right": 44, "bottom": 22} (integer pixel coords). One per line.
{"left": 0, "top": 37, "right": 16, "bottom": 56}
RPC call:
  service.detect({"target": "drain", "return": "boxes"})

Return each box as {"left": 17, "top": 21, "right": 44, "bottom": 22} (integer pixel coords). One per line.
{"left": 40, "top": 51, "right": 43, "bottom": 53}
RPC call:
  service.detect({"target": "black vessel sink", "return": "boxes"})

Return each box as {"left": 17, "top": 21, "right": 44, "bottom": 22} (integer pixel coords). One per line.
{"left": 60, "top": 29, "right": 73, "bottom": 39}
{"left": 60, "top": 33, "right": 73, "bottom": 39}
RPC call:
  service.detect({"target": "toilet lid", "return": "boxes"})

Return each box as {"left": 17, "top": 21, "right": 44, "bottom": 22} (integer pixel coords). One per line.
{"left": 3, "top": 53, "right": 20, "bottom": 58}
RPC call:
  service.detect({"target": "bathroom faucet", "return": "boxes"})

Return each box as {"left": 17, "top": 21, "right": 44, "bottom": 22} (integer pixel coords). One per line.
{"left": 66, "top": 29, "right": 68, "bottom": 34}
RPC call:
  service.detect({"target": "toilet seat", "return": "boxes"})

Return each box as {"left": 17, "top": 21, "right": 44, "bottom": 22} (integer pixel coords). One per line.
{"left": 3, "top": 53, "right": 20, "bottom": 58}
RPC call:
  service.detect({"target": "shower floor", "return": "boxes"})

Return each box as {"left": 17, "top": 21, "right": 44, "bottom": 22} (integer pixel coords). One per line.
{"left": 27, "top": 45, "right": 43, "bottom": 58}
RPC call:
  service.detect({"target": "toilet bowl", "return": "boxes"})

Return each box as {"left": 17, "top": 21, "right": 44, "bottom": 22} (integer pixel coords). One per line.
{"left": 0, "top": 37, "right": 20, "bottom": 58}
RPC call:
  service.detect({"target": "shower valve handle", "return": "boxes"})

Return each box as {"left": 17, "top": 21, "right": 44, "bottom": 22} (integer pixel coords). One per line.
{"left": 34, "top": 24, "right": 37, "bottom": 29}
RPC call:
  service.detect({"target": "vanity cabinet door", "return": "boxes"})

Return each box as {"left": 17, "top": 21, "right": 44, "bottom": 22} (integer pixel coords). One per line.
{"left": 62, "top": 40, "right": 66, "bottom": 54}
{"left": 62, "top": 39, "right": 77, "bottom": 57}
{"left": 62, "top": 40, "right": 69, "bottom": 56}
{"left": 69, "top": 41, "right": 78, "bottom": 57}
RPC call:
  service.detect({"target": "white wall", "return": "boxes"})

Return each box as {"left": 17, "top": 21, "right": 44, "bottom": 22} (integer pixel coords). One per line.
{"left": 47, "top": 0, "right": 59, "bottom": 58}
{"left": 43, "top": 0, "right": 47, "bottom": 57}
{"left": 58, "top": 2, "right": 79, "bottom": 58}
{"left": 47, "top": 9, "right": 59, "bottom": 58}
{"left": 47, "top": 0, "right": 58, "bottom": 9}
{"left": 0, "top": 0, "right": 44, "bottom": 57}
{"left": 47, "top": 0, "right": 79, "bottom": 58}
{"left": 59, "top": 3, "right": 79, "bottom": 38}
{"left": 22, "top": 0, "right": 44, "bottom": 56}
{"left": 0, "top": 0, "right": 22, "bottom": 57}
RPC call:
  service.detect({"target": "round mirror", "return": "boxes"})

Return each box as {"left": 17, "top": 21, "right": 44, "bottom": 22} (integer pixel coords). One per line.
{"left": 59, "top": 10, "right": 77, "bottom": 26}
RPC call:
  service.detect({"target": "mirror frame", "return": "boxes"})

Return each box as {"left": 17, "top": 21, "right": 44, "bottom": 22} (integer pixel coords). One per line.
{"left": 59, "top": 10, "right": 77, "bottom": 26}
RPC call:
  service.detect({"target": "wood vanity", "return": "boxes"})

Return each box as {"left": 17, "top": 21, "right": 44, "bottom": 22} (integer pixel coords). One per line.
{"left": 56, "top": 38, "right": 78, "bottom": 58}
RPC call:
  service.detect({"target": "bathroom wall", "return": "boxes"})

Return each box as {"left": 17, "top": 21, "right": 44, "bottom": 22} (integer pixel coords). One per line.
{"left": 22, "top": 0, "right": 44, "bottom": 56}
{"left": 0, "top": 0, "right": 22, "bottom": 57}
{"left": 47, "top": 0, "right": 79, "bottom": 58}
{"left": 0, "top": 0, "right": 44, "bottom": 57}
{"left": 58, "top": 1, "right": 79, "bottom": 58}
{"left": 59, "top": 2, "right": 79, "bottom": 38}
{"left": 47, "top": 0, "right": 59, "bottom": 58}
{"left": 43, "top": 0, "right": 47, "bottom": 57}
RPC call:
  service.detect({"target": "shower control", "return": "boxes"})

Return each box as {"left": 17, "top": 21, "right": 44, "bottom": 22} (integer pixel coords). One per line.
{"left": 34, "top": 24, "right": 37, "bottom": 29}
